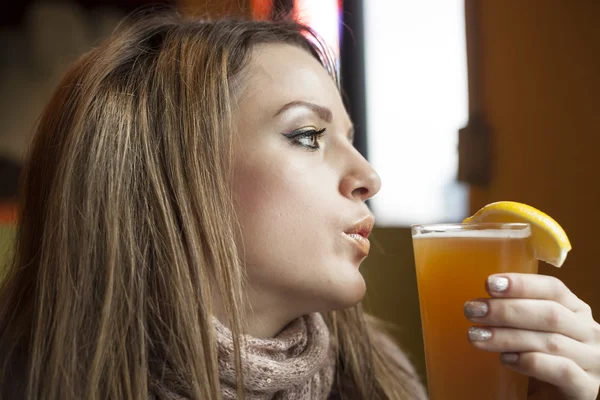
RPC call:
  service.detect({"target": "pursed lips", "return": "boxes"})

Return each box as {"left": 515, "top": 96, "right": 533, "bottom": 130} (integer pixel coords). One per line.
{"left": 342, "top": 215, "right": 374, "bottom": 258}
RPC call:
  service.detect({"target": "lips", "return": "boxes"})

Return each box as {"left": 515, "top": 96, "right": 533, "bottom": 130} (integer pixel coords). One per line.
{"left": 343, "top": 215, "right": 375, "bottom": 257}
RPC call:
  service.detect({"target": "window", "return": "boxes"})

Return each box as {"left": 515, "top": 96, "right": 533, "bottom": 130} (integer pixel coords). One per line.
{"left": 364, "top": 1, "right": 469, "bottom": 226}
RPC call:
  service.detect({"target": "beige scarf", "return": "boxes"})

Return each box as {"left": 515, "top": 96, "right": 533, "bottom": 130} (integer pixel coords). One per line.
{"left": 215, "top": 313, "right": 335, "bottom": 399}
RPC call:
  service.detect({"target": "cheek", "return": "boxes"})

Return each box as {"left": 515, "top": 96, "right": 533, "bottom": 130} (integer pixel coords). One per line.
{"left": 233, "top": 162, "right": 295, "bottom": 229}
{"left": 232, "top": 158, "right": 338, "bottom": 263}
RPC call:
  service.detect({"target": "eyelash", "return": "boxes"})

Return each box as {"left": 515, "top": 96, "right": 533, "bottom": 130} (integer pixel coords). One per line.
{"left": 283, "top": 128, "right": 327, "bottom": 150}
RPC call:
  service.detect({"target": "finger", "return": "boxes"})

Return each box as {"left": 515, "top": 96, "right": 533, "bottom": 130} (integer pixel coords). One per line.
{"left": 465, "top": 299, "right": 593, "bottom": 342}
{"left": 500, "top": 352, "right": 599, "bottom": 400}
{"left": 467, "top": 327, "right": 599, "bottom": 371}
{"left": 487, "top": 274, "right": 591, "bottom": 316}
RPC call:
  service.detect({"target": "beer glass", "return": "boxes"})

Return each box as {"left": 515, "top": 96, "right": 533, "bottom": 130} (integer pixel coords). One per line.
{"left": 412, "top": 223, "right": 537, "bottom": 400}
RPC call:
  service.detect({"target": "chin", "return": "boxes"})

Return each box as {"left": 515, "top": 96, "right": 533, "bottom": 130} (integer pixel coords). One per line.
{"left": 324, "top": 268, "right": 367, "bottom": 311}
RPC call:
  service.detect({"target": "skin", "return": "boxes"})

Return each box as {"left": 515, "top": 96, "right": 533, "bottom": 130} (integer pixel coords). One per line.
{"left": 231, "top": 43, "right": 380, "bottom": 338}
{"left": 229, "top": 43, "right": 600, "bottom": 399}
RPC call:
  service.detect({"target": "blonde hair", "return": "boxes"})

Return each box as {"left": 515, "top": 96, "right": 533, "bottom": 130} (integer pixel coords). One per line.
{"left": 0, "top": 11, "right": 415, "bottom": 399}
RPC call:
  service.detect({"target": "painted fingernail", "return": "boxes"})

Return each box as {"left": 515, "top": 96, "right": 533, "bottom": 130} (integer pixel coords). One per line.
{"left": 464, "top": 301, "right": 489, "bottom": 318}
{"left": 468, "top": 327, "right": 492, "bottom": 341}
{"left": 488, "top": 276, "right": 509, "bottom": 292}
{"left": 501, "top": 353, "right": 519, "bottom": 364}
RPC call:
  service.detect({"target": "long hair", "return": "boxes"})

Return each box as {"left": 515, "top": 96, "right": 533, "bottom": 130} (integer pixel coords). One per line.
{"left": 0, "top": 11, "right": 414, "bottom": 399}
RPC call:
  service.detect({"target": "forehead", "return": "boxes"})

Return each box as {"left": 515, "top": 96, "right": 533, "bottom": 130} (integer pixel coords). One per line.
{"left": 236, "top": 43, "right": 345, "bottom": 118}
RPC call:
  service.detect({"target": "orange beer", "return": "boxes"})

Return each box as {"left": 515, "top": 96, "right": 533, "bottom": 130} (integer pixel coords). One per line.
{"left": 412, "top": 223, "right": 538, "bottom": 400}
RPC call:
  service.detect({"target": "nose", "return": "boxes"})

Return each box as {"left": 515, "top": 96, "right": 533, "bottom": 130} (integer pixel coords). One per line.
{"left": 339, "top": 148, "right": 382, "bottom": 202}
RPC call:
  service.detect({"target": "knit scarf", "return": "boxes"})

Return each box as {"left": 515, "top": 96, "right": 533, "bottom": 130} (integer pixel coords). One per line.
{"left": 216, "top": 313, "right": 336, "bottom": 399}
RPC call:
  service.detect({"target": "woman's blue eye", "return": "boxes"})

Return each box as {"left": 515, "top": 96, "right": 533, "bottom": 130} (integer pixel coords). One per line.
{"left": 282, "top": 128, "right": 326, "bottom": 150}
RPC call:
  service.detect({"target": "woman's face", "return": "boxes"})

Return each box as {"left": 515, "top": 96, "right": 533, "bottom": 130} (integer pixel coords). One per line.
{"left": 232, "top": 43, "right": 381, "bottom": 332}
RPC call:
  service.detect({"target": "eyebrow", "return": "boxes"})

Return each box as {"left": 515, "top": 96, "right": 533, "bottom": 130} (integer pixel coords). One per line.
{"left": 274, "top": 100, "right": 332, "bottom": 123}
{"left": 274, "top": 100, "right": 355, "bottom": 142}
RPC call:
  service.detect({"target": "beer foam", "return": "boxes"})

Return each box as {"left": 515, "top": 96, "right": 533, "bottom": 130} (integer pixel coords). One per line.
{"left": 413, "top": 228, "right": 531, "bottom": 239}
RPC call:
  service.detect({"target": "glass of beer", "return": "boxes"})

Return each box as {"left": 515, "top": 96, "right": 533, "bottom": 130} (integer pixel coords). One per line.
{"left": 411, "top": 222, "right": 538, "bottom": 400}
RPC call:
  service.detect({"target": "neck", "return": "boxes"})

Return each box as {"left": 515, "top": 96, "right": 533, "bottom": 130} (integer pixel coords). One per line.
{"left": 246, "top": 309, "right": 298, "bottom": 338}
{"left": 212, "top": 285, "right": 304, "bottom": 338}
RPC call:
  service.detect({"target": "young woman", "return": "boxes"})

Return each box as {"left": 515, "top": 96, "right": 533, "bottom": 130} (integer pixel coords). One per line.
{"left": 0, "top": 11, "right": 597, "bottom": 400}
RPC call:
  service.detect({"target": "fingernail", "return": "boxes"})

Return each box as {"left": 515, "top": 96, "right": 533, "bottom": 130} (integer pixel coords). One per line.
{"left": 464, "top": 301, "right": 489, "bottom": 318}
{"left": 488, "top": 276, "right": 509, "bottom": 292}
{"left": 468, "top": 327, "right": 492, "bottom": 341}
{"left": 501, "top": 353, "right": 519, "bottom": 364}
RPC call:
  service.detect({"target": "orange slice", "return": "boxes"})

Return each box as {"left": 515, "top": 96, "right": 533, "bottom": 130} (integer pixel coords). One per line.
{"left": 464, "top": 201, "right": 571, "bottom": 267}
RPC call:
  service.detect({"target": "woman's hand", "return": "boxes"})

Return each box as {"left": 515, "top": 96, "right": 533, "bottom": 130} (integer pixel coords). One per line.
{"left": 464, "top": 273, "right": 600, "bottom": 400}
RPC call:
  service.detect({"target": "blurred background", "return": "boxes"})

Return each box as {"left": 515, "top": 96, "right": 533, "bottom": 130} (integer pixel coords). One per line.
{"left": 0, "top": 0, "right": 599, "bottom": 382}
